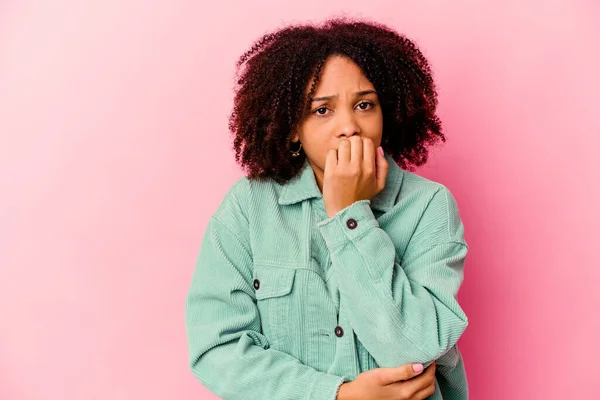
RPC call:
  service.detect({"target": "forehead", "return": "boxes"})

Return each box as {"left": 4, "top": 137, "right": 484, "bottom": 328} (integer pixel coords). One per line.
{"left": 306, "top": 55, "right": 374, "bottom": 94}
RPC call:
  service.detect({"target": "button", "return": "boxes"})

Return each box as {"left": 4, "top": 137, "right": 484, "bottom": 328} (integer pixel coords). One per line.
{"left": 346, "top": 218, "right": 357, "bottom": 229}
{"left": 334, "top": 326, "right": 344, "bottom": 337}
{"left": 253, "top": 279, "right": 260, "bottom": 290}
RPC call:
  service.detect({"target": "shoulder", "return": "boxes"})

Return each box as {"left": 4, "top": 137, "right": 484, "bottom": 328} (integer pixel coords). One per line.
{"left": 211, "top": 175, "right": 281, "bottom": 231}
{"left": 396, "top": 170, "right": 466, "bottom": 245}
{"left": 210, "top": 176, "right": 251, "bottom": 235}
{"left": 398, "top": 170, "right": 457, "bottom": 207}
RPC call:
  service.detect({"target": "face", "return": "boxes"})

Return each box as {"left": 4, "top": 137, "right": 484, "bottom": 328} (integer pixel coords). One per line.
{"left": 291, "top": 55, "right": 383, "bottom": 188}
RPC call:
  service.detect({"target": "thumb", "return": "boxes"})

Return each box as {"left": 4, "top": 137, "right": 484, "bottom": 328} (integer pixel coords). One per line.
{"left": 378, "top": 363, "right": 424, "bottom": 385}
{"left": 376, "top": 146, "right": 389, "bottom": 189}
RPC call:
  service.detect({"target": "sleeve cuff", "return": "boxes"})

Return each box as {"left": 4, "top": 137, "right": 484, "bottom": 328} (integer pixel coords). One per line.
{"left": 306, "top": 373, "right": 348, "bottom": 400}
{"left": 317, "top": 200, "right": 379, "bottom": 250}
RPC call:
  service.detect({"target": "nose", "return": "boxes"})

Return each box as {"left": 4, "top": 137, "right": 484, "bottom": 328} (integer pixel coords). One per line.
{"left": 336, "top": 109, "right": 361, "bottom": 139}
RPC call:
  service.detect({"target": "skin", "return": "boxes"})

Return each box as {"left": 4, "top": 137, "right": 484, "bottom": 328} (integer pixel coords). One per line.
{"left": 292, "top": 55, "right": 437, "bottom": 399}
{"left": 337, "top": 362, "right": 437, "bottom": 400}
{"left": 292, "top": 56, "right": 384, "bottom": 185}
{"left": 291, "top": 55, "right": 389, "bottom": 218}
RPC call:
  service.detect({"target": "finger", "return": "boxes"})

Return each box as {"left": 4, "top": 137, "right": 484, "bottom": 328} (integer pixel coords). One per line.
{"left": 349, "top": 135, "right": 362, "bottom": 164}
{"left": 337, "top": 138, "right": 351, "bottom": 165}
{"left": 377, "top": 363, "right": 424, "bottom": 385}
{"left": 385, "top": 369, "right": 433, "bottom": 398}
{"left": 411, "top": 361, "right": 436, "bottom": 381}
{"left": 324, "top": 148, "right": 338, "bottom": 175}
{"left": 411, "top": 365, "right": 437, "bottom": 400}
{"left": 362, "top": 138, "right": 375, "bottom": 176}
{"left": 412, "top": 381, "right": 436, "bottom": 400}
{"left": 375, "top": 146, "right": 389, "bottom": 190}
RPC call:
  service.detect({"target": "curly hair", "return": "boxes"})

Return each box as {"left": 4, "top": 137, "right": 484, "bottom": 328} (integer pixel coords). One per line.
{"left": 228, "top": 16, "right": 445, "bottom": 185}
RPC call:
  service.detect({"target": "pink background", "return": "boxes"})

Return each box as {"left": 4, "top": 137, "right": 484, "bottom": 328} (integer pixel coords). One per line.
{"left": 1, "top": 1, "right": 599, "bottom": 399}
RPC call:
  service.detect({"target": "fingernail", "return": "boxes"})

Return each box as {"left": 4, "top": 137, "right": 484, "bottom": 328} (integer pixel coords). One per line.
{"left": 377, "top": 146, "right": 384, "bottom": 156}
{"left": 412, "top": 363, "right": 423, "bottom": 373}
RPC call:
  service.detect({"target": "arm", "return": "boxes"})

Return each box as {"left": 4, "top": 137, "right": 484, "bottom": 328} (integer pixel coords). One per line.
{"left": 317, "top": 186, "right": 468, "bottom": 368}
{"left": 185, "top": 215, "right": 347, "bottom": 400}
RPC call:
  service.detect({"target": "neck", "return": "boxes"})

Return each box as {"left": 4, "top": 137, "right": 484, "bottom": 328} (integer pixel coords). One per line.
{"left": 308, "top": 159, "right": 324, "bottom": 193}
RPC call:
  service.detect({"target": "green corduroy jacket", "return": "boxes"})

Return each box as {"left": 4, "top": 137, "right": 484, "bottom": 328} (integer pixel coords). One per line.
{"left": 185, "top": 152, "right": 469, "bottom": 399}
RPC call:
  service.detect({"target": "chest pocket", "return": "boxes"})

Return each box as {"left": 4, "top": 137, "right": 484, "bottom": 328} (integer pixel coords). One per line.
{"left": 253, "top": 264, "right": 296, "bottom": 347}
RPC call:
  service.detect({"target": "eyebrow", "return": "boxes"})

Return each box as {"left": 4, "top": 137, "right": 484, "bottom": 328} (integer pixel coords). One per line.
{"left": 311, "top": 90, "right": 378, "bottom": 103}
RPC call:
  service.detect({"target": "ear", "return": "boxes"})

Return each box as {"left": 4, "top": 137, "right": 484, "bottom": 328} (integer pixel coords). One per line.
{"left": 290, "top": 132, "right": 299, "bottom": 142}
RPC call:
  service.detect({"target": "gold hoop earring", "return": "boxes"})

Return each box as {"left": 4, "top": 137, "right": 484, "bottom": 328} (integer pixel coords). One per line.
{"left": 290, "top": 141, "right": 302, "bottom": 157}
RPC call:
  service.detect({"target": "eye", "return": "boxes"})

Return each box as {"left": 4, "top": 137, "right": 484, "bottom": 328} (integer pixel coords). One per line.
{"left": 356, "top": 101, "right": 374, "bottom": 110}
{"left": 313, "top": 106, "right": 329, "bottom": 116}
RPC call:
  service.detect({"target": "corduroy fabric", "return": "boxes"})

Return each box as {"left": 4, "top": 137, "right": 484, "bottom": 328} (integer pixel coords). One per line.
{"left": 185, "top": 152, "right": 469, "bottom": 399}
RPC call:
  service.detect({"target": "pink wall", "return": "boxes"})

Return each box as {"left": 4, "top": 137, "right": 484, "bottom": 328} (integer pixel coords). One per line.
{"left": 1, "top": 1, "right": 598, "bottom": 399}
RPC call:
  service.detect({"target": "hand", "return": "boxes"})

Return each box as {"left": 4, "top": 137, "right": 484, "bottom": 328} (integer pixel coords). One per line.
{"left": 323, "top": 136, "right": 389, "bottom": 218}
{"left": 336, "top": 362, "right": 436, "bottom": 400}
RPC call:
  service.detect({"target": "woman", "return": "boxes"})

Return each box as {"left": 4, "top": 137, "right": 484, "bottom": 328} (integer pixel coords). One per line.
{"left": 186, "top": 17, "right": 469, "bottom": 400}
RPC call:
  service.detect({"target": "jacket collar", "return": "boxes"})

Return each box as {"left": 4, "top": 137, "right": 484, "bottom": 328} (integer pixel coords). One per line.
{"left": 278, "top": 151, "right": 404, "bottom": 212}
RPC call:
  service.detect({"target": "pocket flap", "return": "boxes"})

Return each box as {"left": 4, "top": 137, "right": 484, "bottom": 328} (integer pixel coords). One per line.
{"left": 253, "top": 265, "right": 296, "bottom": 300}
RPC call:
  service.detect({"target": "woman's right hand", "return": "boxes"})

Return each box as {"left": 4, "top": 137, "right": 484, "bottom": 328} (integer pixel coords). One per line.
{"left": 336, "top": 361, "right": 436, "bottom": 400}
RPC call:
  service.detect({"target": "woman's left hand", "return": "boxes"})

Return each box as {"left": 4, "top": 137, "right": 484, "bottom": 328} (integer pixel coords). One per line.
{"left": 323, "top": 136, "right": 389, "bottom": 219}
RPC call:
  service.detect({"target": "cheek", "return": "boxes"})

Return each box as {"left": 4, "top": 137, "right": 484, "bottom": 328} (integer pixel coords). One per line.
{"left": 363, "top": 123, "right": 383, "bottom": 145}
{"left": 297, "top": 131, "right": 333, "bottom": 166}
{"left": 361, "top": 108, "right": 383, "bottom": 126}
{"left": 369, "top": 113, "right": 384, "bottom": 142}
{"left": 302, "top": 136, "right": 332, "bottom": 159}
{"left": 298, "top": 122, "right": 329, "bottom": 147}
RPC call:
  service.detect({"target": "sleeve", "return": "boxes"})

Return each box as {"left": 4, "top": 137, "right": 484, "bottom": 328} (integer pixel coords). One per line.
{"left": 316, "top": 185, "right": 468, "bottom": 369}
{"left": 185, "top": 215, "right": 347, "bottom": 400}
